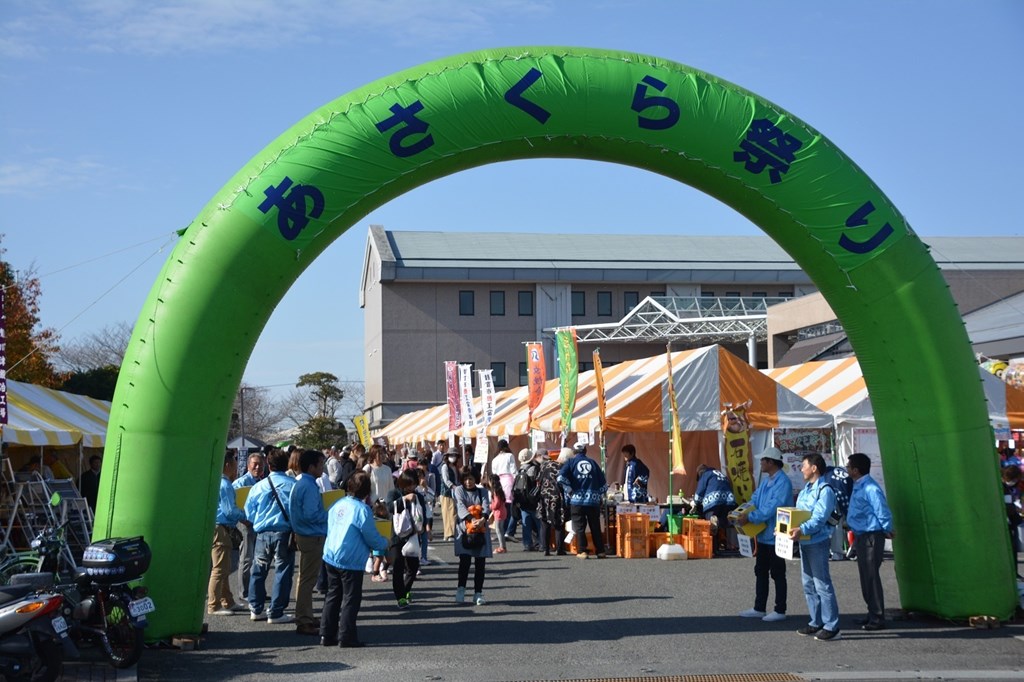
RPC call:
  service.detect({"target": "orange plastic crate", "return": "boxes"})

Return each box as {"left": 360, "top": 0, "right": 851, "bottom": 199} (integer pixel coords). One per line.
{"left": 683, "top": 533, "right": 714, "bottom": 559}
{"left": 618, "top": 513, "right": 650, "bottom": 534}
{"left": 683, "top": 517, "right": 712, "bottom": 536}
{"left": 648, "top": 532, "right": 684, "bottom": 557}
{"left": 569, "top": 533, "right": 597, "bottom": 555}
{"left": 622, "top": 534, "right": 649, "bottom": 559}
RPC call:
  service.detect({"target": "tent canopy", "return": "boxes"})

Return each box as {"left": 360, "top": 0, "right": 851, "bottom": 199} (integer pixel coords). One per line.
{"left": 3, "top": 380, "right": 111, "bottom": 448}
{"left": 764, "top": 359, "right": 1024, "bottom": 430}
{"left": 377, "top": 345, "right": 832, "bottom": 443}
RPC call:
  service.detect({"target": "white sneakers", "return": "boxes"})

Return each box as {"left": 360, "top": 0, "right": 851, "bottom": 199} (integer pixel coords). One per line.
{"left": 267, "top": 613, "right": 295, "bottom": 625}
{"left": 455, "top": 586, "right": 466, "bottom": 604}
{"left": 739, "top": 608, "right": 766, "bottom": 618}
{"left": 249, "top": 610, "right": 267, "bottom": 621}
{"left": 738, "top": 608, "right": 785, "bottom": 622}
{"left": 762, "top": 611, "right": 786, "bottom": 622}
{"left": 474, "top": 592, "right": 486, "bottom": 606}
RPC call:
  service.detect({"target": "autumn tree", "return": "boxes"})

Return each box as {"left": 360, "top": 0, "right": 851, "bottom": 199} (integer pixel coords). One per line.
{"left": 1, "top": 253, "right": 63, "bottom": 388}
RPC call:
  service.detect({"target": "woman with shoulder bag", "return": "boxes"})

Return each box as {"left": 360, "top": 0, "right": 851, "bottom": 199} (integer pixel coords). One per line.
{"left": 384, "top": 470, "right": 425, "bottom": 609}
{"left": 453, "top": 467, "right": 492, "bottom": 605}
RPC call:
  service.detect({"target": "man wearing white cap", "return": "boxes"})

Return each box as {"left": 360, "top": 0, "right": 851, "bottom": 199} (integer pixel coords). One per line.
{"left": 735, "top": 446, "right": 793, "bottom": 622}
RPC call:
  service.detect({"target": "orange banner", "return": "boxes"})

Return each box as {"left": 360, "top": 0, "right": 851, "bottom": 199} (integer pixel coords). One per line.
{"left": 526, "top": 342, "right": 546, "bottom": 426}
{"left": 722, "top": 401, "right": 755, "bottom": 504}
{"left": 593, "top": 348, "right": 607, "bottom": 432}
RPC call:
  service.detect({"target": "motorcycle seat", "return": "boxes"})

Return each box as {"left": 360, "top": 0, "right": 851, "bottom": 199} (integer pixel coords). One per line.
{"left": 0, "top": 584, "right": 35, "bottom": 604}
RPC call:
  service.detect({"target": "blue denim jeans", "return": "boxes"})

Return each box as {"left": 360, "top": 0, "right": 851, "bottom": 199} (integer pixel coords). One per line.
{"left": 799, "top": 539, "right": 839, "bottom": 631}
{"left": 249, "top": 530, "right": 296, "bottom": 619}
{"left": 520, "top": 509, "right": 539, "bottom": 549}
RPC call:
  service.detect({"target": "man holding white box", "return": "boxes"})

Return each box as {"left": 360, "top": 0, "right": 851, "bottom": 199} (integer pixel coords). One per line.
{"left": 736, "top": 447, "right": 793, "bottom": 623}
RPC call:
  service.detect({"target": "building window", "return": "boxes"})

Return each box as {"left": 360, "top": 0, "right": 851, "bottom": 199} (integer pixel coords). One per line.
{"left": 650, "top": 290, "right": 665, "bottom": 297}
{"left": 579, "top": 361, "right": 594, "bottom": 373}
{"left": 519, "top": 362, "right": 528, "bottom": 386}
{"left": 597, "top": 291, "right": 612, "bottom": 317}
{"left": 725, "top": 291, "right": 741, "bottom": 298}
{"left": 752, "top": 291, "right": 767, "bottom": 298}
{"left": 572, "top": 291, "right": 586, "bottom": 316}
{"left": 459, "top": 290, "right": 474, "bottom": 316}
{"left": 491, "top": 362, "right": 506, "bottom": 388}
{"left": 490, "top": 291, "right": 505, "bottom": 316}
{"left": 778, "top": 290, "right": 794, "bottom": 298}
{"left": 702, "top": 290, "right": 715, "bottom": 298}
{"left": 518, "top": 290, "right": 534, "bottom": 316}
{"left": 624, "top": 291, "right": 639, "bottom": 312}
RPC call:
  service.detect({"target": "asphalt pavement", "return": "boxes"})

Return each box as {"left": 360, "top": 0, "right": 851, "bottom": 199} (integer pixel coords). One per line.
{"left": 135, "top": 540, "right": 1024, "bottom": 682}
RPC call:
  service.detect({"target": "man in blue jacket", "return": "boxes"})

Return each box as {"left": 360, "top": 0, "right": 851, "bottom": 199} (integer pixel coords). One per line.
{"left": 289, "top": 449, "right": 329, "bottom": 636}
{"left": 208, "top": 450, "right": 250, "bottom": 616}
{"left": 232, "top": 452, "right": 265, "bottom": 603}
{"left": 244, "top": 449, "right": 297, "bottom": 624}
{"left": 321, "top": 471, "right": 389, "bottom": 648}
{"left": 557, "top": 443, "right": 608, "bottom": 559}
{"left": 788, "top": 453, "right": 840, "bottom": 642}
{"left": 735, "top": 446, "right": 793, "bottom": 622}
{"left": 693, "top": 463, "right": 737, "bottom": 556}
{"left": 845, "top": 452, "right": 894, "bottom": 631}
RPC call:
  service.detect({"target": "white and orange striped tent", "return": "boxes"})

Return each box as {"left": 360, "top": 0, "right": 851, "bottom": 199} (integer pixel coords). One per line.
{"left": 764, "top": 358, "right": 1024, "bottom": 430}
{"left": 378, "top": 345, "right": 832, "bottom": 442}
{"left": 377, "top": 345, "right": 835, "bottom": 499}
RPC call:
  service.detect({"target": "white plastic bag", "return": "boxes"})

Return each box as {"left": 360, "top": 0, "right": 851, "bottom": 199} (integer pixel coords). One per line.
{"left": 401, "top": 533, "right": 421, "bottom": 558}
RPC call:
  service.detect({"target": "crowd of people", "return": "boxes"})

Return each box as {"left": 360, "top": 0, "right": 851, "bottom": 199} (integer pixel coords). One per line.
{"left": 210, "top": 440, "right": 617, "bottom": 647}
{"left": 209, "top": 440, "right": 898, "bottom": 646}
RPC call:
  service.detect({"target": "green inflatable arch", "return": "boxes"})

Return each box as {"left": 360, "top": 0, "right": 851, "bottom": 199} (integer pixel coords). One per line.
{"left": 98, "top": 47, "right": 1016, "bottom": 638}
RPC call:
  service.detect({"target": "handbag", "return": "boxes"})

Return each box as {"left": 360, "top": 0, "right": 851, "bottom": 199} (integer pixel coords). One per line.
{"left": 460, "top": 532, "right": 484, "bottom": 550}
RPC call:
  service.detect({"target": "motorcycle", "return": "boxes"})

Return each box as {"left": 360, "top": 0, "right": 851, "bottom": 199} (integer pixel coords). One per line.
{"left": 0, "top": 584, "right": 72, "bottom": 682}
{"left": 10, "top": 524, "right": 154, "bottom": 670}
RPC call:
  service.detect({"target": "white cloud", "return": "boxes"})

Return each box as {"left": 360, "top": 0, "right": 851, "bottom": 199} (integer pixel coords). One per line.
{"left": 0, "top": 157, "right": 107, "bottom": 195}
{"left": 2, "top": 0, "right": 554, "bottom": 58}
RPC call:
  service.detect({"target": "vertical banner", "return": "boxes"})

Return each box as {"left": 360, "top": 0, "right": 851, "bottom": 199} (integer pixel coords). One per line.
{"left": 478, "top": 369, "right": 496, "bottom": 428}
{"left": 0, "top": 288, "right": 6, "bottom": 426}
{"left": 525, "top": 342, "right": 546, "bottom": 427}
{"left": 722, "top": 401, "right": 755, "bottom": 504}
{"left": 445, "top": 361, "right": 461, "bottom": 430}
{"left": 666, "top": 347, "right": 685, "bottom": 475}
{"left": 352, "top": 415, "right": 371, "bottom": 447}
{"left": 556, "top": 328, "right": 579, "bottom": 435}
{"left": 458, "top": 363, "right": 477, "bottom": 433}
{"left": 593, "top": 348, "right": 607, "bottom": 433}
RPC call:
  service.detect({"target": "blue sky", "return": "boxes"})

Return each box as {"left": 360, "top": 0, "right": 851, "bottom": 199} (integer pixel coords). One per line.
{"left": 2, "top": 1, "right": 1022, "bottom": 400}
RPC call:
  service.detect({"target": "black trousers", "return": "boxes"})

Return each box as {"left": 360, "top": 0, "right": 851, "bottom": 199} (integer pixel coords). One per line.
{"left": 320, "top": 565, "right": 363, "bottom": 645}
{"left": 753, "top": 541, "right": 787, "bottom": 614}
{"left": 457, "top": 555, "right": 486, "bottom": 592}
{"left": 389, "top": 544, "right": 420, "bottom": 600}
{"left": 538, "top": 519, "right": 566, "bottom": 555}
{"left": 854, "top": 531, "right": 886, "bottom": 623}
{"left": 570, "top": 505, "right": 606, "bottom": 554}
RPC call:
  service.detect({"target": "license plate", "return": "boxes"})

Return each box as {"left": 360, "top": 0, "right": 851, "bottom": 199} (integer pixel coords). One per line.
{"left": 51, "top": 616, "right": 68, "bottom": 634}
{"left": 128, "top": 597, "right": 155, "bottom": 617}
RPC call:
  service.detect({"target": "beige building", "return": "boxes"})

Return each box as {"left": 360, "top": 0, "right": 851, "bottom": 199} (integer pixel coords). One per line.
{"left": 767, "top": 237, "right": 1024, "bottom": 367}
{"left": 361, "top": 227, "right": 1024, "bottom": 429}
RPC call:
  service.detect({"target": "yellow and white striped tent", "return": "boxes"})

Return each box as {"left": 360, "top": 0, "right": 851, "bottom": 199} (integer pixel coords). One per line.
{"left": 3, "top": 380, "right": 111, "bottom": 447}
